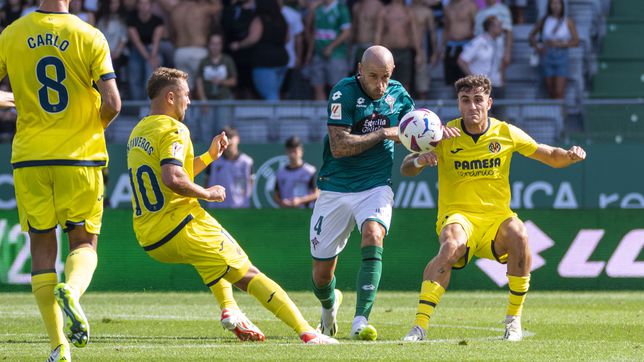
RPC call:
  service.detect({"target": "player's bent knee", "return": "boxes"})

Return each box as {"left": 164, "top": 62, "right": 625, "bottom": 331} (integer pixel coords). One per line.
{"left": 228, "top": 264, "right": 258, "bottom": 291}
{"left": 361, "top": 224, "right": 385, "bottom": 247}
{"left": 503, "top": 221, "right": 529, "bottom": 251}
{"left": 438, "top": 240, "right": 466, "bottom": 263}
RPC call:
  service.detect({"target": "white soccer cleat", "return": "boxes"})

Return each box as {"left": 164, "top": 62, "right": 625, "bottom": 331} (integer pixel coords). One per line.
{"left": 220, "top": 308, "right": 265, "bottom": 342}
{"left": 503, "top": 315, "right": 523, "bottom": 341}
{"left": 300, "top": 331, "right": 339, "bottom": 345}
{"left": 403, "top": 325, "right": 426, "bottom": 342}
{"left": 317, "top": 289, "right": 343, "bottom": 337}
{"left": 46, "top": 344, "right": 71, "bottom": 362}
{"left": 350, "top": 318, "right": 378, "bottom": 341}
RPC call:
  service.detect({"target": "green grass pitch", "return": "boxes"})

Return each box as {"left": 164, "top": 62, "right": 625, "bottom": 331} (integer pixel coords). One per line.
{"left": 2, "top": 291, "right": 642, "bottom": 361}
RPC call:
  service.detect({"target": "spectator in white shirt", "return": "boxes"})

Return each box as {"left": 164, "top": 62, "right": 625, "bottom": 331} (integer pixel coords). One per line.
{"left": 458, "top": 15, "right": 505, "bottom": 98}
{"left": 474, "top": 0, "right": 512, "bottom": 80}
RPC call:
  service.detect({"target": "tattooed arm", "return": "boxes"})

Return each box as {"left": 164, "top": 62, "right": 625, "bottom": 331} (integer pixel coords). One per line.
{"left": 328, "top": 125, "right": 399, "bottom": 158}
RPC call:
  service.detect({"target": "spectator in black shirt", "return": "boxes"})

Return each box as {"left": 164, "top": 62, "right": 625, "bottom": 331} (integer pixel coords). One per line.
{"left": 126, "top": 0, "right": 164, "bottom": 99}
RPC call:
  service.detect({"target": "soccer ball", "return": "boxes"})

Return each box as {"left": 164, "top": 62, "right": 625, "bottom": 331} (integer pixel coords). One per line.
{"left": 398, "top": 109, "right": 443, "bottom": 153}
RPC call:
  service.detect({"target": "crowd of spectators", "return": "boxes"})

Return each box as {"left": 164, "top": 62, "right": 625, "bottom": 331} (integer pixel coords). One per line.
{"left": 0, "top": 0, "right": 579, "bottom": 100}
{"left": 0, "top": 0, "right": 585, "bottom": 143}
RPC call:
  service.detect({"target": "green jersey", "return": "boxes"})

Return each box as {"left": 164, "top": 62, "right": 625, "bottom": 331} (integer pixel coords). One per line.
{"left": 313, "top": 0, "right": 351, "bottom": 59}
{"left": 317, "top": 76, "right": 414, "bottom": 192}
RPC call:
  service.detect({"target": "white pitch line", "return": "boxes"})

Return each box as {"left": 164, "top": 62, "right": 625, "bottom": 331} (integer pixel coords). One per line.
{"left": 2, "top": 311, "right": 535, "bottom": 337}
{"left": 0, "top": 325, "right": 535, "bottom": 343}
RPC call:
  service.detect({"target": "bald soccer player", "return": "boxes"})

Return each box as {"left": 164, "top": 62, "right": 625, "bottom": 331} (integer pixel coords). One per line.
{"left": 309, "top": 45, "right": 459, "bottom": 340}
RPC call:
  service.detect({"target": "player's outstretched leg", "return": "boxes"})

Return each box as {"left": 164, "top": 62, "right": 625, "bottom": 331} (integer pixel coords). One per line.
{"left": 351, "top": 245, "right": 383, "bottom": 340}
{"left": 46, "top": 344, "right": 71, "bottom": 362}
{"left": 403, "top": 280, "right": 445, "bottom": 342}
{"left": 245, "top": 271, "right": 338, "bottom": 344}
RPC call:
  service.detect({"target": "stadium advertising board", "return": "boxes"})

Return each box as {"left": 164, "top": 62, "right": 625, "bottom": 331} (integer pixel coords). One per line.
{"left": 1, "top": 209, "right": 642, "bottom": 291}
{"left": 0, "top": 144, "right": 642, "bottom": 210}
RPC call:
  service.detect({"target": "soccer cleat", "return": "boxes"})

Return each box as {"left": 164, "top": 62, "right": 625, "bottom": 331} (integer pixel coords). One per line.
{"left": 300, "top": 331, "right": 339, "bottom": 345}
{"left": 220, "top": 308, "right": 265, "bottom": 341}
{"left": 403, "top": 325, "right": 427, "bottom": 342}
{"left": 46, "top": 344, "right": 71, "bottom": 362}
{"left": 317, "top": 289, "right": 343, "bottom": 337}
{"left": 350, "top": 322, "right": 378, "bottom": 341}
{"left": 54, "top": 283, "right": 89, "bottom": 348}
{"left": 503, "top": 315, "right": 523, "bottom": 341}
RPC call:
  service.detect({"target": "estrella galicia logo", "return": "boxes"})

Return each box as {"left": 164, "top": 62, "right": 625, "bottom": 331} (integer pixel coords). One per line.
{"left": 352, "top": 113, "right": 390, "bottom": 135}
{"left": 489, "top": 141, "right": 501, "bottom": 154}
{"left": 252, "top": 155, "right": 289, "bottom": 208}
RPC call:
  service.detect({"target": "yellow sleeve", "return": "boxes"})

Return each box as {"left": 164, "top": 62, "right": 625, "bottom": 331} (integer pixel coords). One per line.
{"left": 90, "top": 30, "right": 115, "bottom": 82}
{"left": 509, "top": 124, "right": 539, "bottom": 156}
{"left": 159, "top": 127, "right": 191, "bottom": 167}
{"left": 0, "top": 31, "right": 7, "bottom": 79}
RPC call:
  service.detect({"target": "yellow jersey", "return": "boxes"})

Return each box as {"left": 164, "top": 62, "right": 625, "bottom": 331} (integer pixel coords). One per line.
{"left": 0, "top": 11, "right": 115, "bottom": 166}
{"left": 435, "top": 117, "right": 538, "bottom": 217}
{"left": 127, "top": 115, "right": 201, "bottom": 248}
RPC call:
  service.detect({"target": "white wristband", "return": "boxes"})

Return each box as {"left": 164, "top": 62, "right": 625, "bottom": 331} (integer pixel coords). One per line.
{"left": 413, "top": 157, "right": 423, "bottom": 168}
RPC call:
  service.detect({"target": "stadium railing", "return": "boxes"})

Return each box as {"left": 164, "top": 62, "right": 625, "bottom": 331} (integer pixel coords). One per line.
{"left": 107, "top": 99, "right": 570, "bottom": 145}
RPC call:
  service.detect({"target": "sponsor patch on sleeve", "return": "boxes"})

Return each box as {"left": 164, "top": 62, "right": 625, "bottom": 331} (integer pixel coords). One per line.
{"left": 171, "top": 141, "right": 185, "bottom": 158}
{"left": 330, "top": 103, "right": 342, "bottom": 120}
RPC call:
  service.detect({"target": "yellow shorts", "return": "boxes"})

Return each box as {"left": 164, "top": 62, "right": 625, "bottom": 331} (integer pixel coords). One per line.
{"left": 146, "top": 208, "right": 250, "bottom": 287}
{"left": 13, "top": 166, "right": 104, "bottom": 234}
{"left": 436, "top": 211, "right": 517, "bottom": 269}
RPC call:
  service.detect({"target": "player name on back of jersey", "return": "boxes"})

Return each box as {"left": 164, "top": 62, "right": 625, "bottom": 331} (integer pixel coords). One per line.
{"left": 127, "top": 136, "right": 154, "bottom": 155}
{"left": 27, "top": 33, "right": 70, "bottom": 51}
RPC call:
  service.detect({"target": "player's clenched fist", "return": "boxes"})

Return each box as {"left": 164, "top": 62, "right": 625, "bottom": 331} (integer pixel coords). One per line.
{"left": 207, "top": 185, "right": 226, "bottom": 202}
{"left": 567, "top": 145, "right": 586, "bottom": 162}
{"left": 210, "top": 131, "right": 228, "bottom": 159}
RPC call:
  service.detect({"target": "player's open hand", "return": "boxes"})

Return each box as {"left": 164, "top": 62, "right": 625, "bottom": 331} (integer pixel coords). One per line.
{"left": 206, "top": 185, "right": 226, "bottom": 202}
{"left": 567, "top": 145, "right": 586, "bottom": 162}
{"left": 210, "top": 131, "right": 228, "bottom": 159}
{"left": 441, "top": 125, "right": 461, "bottom": 139}
{"left": 0, "top": 90, "right": 15, "bottom": 108}
{"left": 415, "top": 151, "right": 438, "bottom": 167}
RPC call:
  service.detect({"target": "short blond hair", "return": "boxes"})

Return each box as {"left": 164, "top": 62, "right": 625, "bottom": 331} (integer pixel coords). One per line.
{"left": 146, "top": 67, "right": 188, "bottom": 100}
{"left": 454, "top": 74, "right": 492, "bottom": 95}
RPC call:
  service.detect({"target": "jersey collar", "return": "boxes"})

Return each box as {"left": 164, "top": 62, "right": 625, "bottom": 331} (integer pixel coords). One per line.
{"left": 36, "top": 10, "right": 71, "bottom": 14}
{"left": 461, "top": 117, "right": 491, "bottom": 143}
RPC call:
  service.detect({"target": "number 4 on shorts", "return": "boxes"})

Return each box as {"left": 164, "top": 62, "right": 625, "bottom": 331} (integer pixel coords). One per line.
{"left": 314, "top": 216, "right": 324, "bottom": 235}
